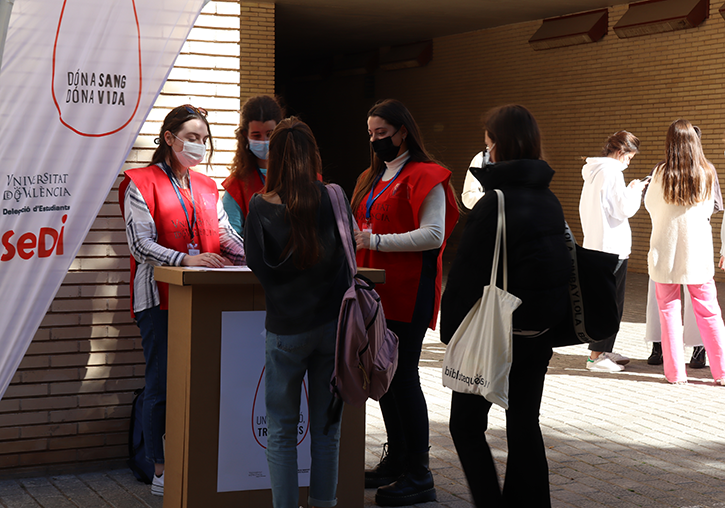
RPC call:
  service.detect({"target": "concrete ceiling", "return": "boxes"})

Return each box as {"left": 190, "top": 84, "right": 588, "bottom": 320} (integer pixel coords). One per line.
{"left": 275, "top": 0, "right": 631, "bottom": 59}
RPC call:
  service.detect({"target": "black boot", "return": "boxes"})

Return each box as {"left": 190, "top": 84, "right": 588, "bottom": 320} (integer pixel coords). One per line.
{"left": 365, "top": 443, "right": 406, "bottom": 489}
{"left": 648, "top": 342, "right": 663, "bottom": 365}
{"left": 375, "top": 452, "right": 436, "bottom": 506}
{"left": 690, "top": 345, "right": 707, "bottom": 369}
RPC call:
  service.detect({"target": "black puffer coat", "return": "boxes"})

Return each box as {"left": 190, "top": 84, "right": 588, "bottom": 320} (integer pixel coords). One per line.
{"left": 440, "top": 159, "right": 570, "bottom": 344}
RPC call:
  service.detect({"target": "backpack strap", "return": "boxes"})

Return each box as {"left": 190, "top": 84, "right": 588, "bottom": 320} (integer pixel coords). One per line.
{"left": 326, "top": 184, "right": 356, "bottom": 278}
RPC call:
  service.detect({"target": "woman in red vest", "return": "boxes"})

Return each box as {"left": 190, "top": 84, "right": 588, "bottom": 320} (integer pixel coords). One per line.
{"left": 119, "top": 105, "right": 245, "bottom": 496}
{"left": 222, "top": 95, "right": 284, "bottom": 235}
{"left": 352, "top": 99, "right": 459, "bottom": 506}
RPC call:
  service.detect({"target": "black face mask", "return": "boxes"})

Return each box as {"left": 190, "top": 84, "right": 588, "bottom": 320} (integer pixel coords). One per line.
{"left": 371, "top": 128, "right": 402, "bottom": 162}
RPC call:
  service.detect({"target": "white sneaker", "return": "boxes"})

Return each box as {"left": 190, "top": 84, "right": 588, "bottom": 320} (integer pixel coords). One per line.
{"left": 601, "top": 351, "right": 630, "bottom": 365}
{"left": 586, "top": 356, "right": 624, "bottom": 372}
{"left": 151, "top": 471, "right": 164, "bottom": 496}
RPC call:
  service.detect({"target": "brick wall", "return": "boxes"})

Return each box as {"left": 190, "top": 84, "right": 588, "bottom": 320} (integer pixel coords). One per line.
{"left": 371, "top": 3, "right": 725, "bottom": 281}
{"left": 0, "top": 0, "right": 275, "bottom": 475}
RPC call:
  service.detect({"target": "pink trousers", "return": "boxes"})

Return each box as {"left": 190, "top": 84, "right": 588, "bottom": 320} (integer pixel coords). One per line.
{"left": 655, "top": 280, "right": 725, "bottom": 383}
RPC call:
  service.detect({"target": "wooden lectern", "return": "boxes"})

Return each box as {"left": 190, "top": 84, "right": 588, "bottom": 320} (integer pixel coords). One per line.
{"left": 155, "top": 266, "right": 385, "bottom": 508}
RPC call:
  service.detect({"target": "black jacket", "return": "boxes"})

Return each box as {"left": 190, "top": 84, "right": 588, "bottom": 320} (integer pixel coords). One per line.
{"left": 244, "top": 181, "right": 352, "bottom": 334}
{"left": 440, "top": 159, "right": 570, "bottom": 344}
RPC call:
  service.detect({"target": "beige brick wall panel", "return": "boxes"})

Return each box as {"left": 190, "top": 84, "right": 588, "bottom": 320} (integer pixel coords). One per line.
{"left": 3, "top": 384, "right": 49, "bottom": 399}
{"left": 21, "top": 368, "right": 79, "bottom": 384}
{"left": 21, "top": 396, "right": 78, "bottom": 412}
{"left": 20, "top": 423, "right": 78, "bottom": 440}
{"left": 19, "top": 450, "right": 77, "bottom": 467}
{"left": 0, "top": 411, "right": 48, "bottom": 428}
{"left": 77, "top": 419, "right": 128, "bottom": 435}
{"left": 48, "top": 408, "right": 105, "bottom": 424}
{"left": 50, "top": 381, "right": 107, "bottom": 396}
{"left": 78, "top": 392, "right": 134, "bottom": 409}
{"left": 0, "top": 428, "right": 20, "bottom": 441}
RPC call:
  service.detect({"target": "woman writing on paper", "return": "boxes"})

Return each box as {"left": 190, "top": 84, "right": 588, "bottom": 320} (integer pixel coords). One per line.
{"left": 352, "top": 99, "right": 459, "bottom": 506}
{"left": 244, "top": 118, "right": 351, "bottom": 508}
{"left": 440, "top": 105, "right": 570, "bottom": 507}
{"left": 644, "top": 118, "right": 725, "bottom": 386}
{"left": 119, "top": 105, "right": 245, "bottom": 496}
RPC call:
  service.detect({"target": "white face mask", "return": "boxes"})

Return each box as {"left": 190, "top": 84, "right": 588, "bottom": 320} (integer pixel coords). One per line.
{"left": 173, "top": 134, "right": 206, "bottom": 167}
{"left": 248, "top": 138, "right": 270, "bottom": 160}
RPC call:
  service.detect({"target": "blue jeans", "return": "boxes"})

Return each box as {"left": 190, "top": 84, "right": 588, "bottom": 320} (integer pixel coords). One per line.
{"left": 265, "top": 319, "right": 342, "bottom": 508}
{"left": 136, "top": 306, "right": 168, "bottom": 465}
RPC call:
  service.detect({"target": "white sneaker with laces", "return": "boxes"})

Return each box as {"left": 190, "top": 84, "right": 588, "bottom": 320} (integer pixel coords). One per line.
{"left": 601, "top": 351, "right": 630, "bottom": 365}
{"left": 586, "top": 356, "right": 624, "bottom": 372}
{"left": 152, "top": 471, "right": 164, "bottom": 496}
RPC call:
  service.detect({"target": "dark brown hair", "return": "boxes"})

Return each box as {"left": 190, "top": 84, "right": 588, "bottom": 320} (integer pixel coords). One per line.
{"left": 264, "top": 117, "right": 322, "bottom": 269}
{"left": 151, "top": 105, "right": 213, "bottom": 167}
{"left": 351, "top": 99, "right": 440, "bottom": 213}
{"left": 230, "top": 95, "right": 284, "bottom": 180}
{"left": 657, "top": 119, "right": 713, "bottom": 206}
{"left": 601, "top": 130, "right": 640, "bottom": 157}
{"left": 484, "top": 105, "right": 541, "bottom": 162}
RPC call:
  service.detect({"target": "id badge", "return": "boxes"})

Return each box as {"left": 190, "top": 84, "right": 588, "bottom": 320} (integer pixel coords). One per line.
{"left": 187, "top": 243, "right": 200, "bottom": 256}
{"left": 363, "top": 221, "right": 373, "bottom": 234}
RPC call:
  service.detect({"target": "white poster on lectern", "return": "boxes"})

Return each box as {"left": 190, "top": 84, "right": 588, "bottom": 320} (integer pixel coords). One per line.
{"left": 218, "top": 311, "right": 311, "bottom": 492}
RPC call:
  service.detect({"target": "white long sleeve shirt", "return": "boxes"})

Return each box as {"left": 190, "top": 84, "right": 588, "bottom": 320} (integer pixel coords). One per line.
{"left": 369, "top": 152, "right": 446, "bottom": 252}
{"left": 579, "top": 156, "right": 643, "bottom": 259}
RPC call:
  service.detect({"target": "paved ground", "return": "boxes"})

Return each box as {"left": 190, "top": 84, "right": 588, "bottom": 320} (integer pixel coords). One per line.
{"left": 3, "top": 273, "right": 725, "bottom": 507}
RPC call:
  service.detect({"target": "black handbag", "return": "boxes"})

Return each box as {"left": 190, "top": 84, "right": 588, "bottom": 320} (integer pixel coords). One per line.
{"left": 549, "top": 222, "right": 621, "bottom": 347}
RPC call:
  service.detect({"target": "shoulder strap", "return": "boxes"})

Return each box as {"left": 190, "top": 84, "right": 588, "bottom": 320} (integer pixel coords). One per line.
{"left": 563, "top": 221, "right": 587, "bottom": 340}
{"left": 491, "top": 189, "right": 509, "bottom": 291}
{"left": 326, "top": 184, "right": 356, "bottom": 277}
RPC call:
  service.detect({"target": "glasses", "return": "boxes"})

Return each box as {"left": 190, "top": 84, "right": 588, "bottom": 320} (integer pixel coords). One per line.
{"left": 182, "top": 104, "right": 208, "bottom": 117}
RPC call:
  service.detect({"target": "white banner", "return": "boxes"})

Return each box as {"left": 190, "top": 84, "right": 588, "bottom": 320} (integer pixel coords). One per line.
{"left": 218, "top": 311, "right": 311, "bottom": 493}
{"left": 0, "top": 0, "right": 208, "bottom": 400}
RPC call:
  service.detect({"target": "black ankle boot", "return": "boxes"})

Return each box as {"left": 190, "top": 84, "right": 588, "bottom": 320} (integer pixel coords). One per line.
{"left": 365, "top": 443, "right": 406, "bottom": 489}
{"left": 375, "top": 451, "right": 436, "bottom": 506}
{"left": 648, "top": 342, "right": 663, "bottom": 365}
{"left": 690, "top": 345, "right": 707, "bottom": 369}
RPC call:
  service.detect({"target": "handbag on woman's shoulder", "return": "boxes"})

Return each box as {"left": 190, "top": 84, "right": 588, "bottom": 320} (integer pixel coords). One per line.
{"left": 548, "top": 223, "right": 620, "bottom": 348}
{"left": 441, "top": 189, "right": 521, "bottom": 409}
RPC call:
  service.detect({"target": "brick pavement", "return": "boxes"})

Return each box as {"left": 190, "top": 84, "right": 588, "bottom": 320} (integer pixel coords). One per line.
{"left": 2, "top": 273, "right": 725, "bottom": 508}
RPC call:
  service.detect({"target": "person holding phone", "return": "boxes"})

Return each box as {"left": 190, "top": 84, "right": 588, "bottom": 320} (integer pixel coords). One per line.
{"left": 579, "top": 131, "right": 646, "bottom": 372}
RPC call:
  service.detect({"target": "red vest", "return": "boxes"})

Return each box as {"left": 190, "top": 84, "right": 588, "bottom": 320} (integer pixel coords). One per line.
{"left": 222, "top": 171, "right": 264, "bottom": 220}
{"left": 354, "top": 161, "right": 459, "bottom": 329}
{"left": 222, "top": 170, "right": 323, "bottom": 219}
{"left": 119, "top": 164, "right": 221, "bottom": 314}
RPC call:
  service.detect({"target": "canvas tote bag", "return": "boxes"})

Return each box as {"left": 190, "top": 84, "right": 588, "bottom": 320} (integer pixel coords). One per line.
{"left": 441, "top": 189, "right": 521, "bottom": 409}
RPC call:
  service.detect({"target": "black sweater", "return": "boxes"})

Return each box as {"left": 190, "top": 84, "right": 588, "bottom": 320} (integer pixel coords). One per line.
{"left": 244, "top": 181, "right": 352, "bottom": 334}
{"left": 440, "top": 159, "right": 570, "bottom": 344}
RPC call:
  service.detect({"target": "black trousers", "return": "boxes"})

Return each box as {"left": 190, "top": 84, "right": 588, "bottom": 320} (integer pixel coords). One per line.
{"left": 449, "top": 336, "right": 553, "bottom": 508}
{"left": 378, "top": 271, "right": 435, "bottom": 458}
{"left": 589, "top": 258, "right": 627, "bottom": 353}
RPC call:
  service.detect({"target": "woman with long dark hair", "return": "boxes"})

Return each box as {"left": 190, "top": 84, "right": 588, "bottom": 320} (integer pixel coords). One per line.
{"left": 441, "top": 105, "right": 570, "bottom": 507}
{"left": 222, "top": 95, "right": 284, "bottom": 235}
{"left": 119, "top": 105, "right": 245, "bottom": 496}
{"left": 352, "top": 99, "right": 459, "bottom": 506}
{"left": 645, "top": 118, "right": 725, "bottom": 386}
{"left": 244, "top": 118, "right": 352, "bottom": 508}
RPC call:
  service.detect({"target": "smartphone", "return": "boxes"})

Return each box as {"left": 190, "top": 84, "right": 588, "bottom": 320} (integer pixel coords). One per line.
{"left": 642, "top": 175, "right": 652, "bottom": 182}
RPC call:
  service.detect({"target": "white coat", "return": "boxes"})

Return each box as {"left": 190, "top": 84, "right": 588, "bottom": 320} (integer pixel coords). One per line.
{"left": 579, "top": 156, "right": 642, "bottom": 259}
{"left": 645, "top": 169, "right": 715, "bottom": 284}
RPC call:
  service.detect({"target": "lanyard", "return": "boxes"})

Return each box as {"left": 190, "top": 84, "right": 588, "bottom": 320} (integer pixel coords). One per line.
{"left": 365, "top": 160, "right": 407, "bottom": 221}
{"left": 257, "top": 166, "right": 266, "bottom": 186}
{"left": 162, "top": 162, "right": 197, "bottom": 244}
